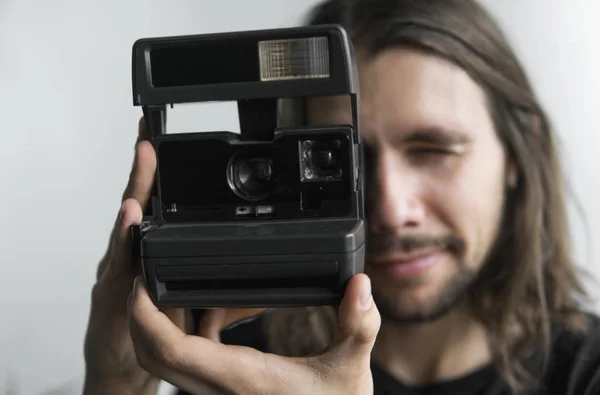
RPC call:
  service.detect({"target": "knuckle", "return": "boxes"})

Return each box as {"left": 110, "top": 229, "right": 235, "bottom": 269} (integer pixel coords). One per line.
{"left": 353, "top": 328, "right": 378, "bottom": 345}
{"left": 339, "top": 319, "right": 379, "bottom": 347}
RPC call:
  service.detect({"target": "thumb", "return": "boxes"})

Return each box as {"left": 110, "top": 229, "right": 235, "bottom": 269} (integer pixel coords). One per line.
{"left": 326, "top": 274, "right": 381, "bottom": 368}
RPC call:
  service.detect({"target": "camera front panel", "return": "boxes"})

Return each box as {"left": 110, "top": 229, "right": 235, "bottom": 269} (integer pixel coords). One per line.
{"left": 154, "top": 127, "right": 357, "bottom": 222}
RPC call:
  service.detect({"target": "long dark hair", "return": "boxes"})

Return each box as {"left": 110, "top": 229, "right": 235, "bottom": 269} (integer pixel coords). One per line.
{"left": 264, "top": 0, "right": 592, "bottom": 391}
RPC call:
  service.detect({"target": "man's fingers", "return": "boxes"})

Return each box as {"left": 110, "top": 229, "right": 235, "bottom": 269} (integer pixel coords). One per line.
{"left": 128, "top": 277, "right": 270, "bottom": 394}
{"left": 97, "top": 198, "right": 145, "bottom": 283}
{"left": 122, "top": 139, "right": 156, "bottom": 206}
{"left": 128, "top": 276, "right": 207, "bottom": 370}
{"left": 323, "top": 274, "right": 381, "bottom": 369}
{"left": 107, "top": 117, "right": 155, "bottom": 276}
{"left": 118, "top": 198, "right": 144, "bottom": 245}
{"left": 102, "top": 198, "right": 144, "bottom": 280}
{"left": 128, "top": 277, "right": 233, "bottom": 374}
{"left": 121, "top": 116, "right": 155, "bottom": 205}
{"left": 136, "top": 116, "right": 149, "bottom": 143}
{"left": 99, "top": 118, "right": 155, "bottom": 279}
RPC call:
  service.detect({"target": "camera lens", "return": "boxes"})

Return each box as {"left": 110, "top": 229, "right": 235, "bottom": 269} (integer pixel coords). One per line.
{"left": 300, "top": 139, "right": 343, "bottom": 182}
{"left": 227, "top": 149, "right": 275, "bottom": 201}
{"left": 313, "top": 149, "right": 335, "bottom": 169}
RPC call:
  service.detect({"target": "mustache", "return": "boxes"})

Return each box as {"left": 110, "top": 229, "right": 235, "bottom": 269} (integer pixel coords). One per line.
{"left": 366, "top": 232, "right": 466, "bottom": 257}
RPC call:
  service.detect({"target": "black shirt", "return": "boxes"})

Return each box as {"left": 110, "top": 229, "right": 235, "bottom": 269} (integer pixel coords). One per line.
{"left": 177, "top": 313, "right": 600, "bottom": 395}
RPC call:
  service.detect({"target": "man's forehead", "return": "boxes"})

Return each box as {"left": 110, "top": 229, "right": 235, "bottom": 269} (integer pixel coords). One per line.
{"left": 307, "top": 50, "right": 492, "bottom": 143}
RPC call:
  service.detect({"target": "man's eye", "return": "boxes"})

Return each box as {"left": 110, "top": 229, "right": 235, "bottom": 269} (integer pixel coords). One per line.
{"left": 409, "top": 147, "right": 453, "bottom": 155}
{"left": 406, "top": 147, "right": 458, "bottom": 168}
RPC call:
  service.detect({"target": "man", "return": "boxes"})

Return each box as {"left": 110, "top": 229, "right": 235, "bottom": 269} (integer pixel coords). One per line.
{"left": 83, "top": 0, "right": 600, "bottom": 394}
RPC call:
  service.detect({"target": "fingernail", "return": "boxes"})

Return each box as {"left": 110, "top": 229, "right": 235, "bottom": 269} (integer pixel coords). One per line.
{"left": 360, "top": 277, "right": 373, "bottom": 309}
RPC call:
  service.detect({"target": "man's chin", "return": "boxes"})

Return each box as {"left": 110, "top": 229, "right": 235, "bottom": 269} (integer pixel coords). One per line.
{"left": 373, "top": 292, "right": 462, "bottom": 324}
{"left": 370, "top": 271, "right": 477, "bottom": 324}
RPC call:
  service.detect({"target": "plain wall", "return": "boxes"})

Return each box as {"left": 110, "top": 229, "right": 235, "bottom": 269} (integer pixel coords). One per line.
{"left": 0, "top": 1, "right": 598, "bottom": 394}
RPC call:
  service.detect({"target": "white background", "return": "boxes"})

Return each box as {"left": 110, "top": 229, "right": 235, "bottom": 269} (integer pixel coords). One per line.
{"left": 0, "top": 1, "right": 598, "bottom": 394}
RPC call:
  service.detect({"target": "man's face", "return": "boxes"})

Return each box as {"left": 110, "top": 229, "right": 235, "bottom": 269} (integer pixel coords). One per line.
{"left": 307, "top": 47, "right": 510, "bottom": 323}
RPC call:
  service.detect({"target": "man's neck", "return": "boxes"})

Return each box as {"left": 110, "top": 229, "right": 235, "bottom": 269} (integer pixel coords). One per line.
{"left": 372, "top": 307, "right": 491, "bottom": 387}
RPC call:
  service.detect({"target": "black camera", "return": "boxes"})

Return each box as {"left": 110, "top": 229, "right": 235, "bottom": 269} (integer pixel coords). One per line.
{"left": 130, "top": 25, "right": 365, "bottom": 309}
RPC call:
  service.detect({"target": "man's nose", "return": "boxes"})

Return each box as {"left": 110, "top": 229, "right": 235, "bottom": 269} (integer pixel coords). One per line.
{"left": 367, "top": 151, "right": 425, "bottom": 233}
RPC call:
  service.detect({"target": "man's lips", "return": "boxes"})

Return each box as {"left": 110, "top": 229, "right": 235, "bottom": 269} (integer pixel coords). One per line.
{"left": 367, "top": 251, "right": 444, "bottom": 279}
{"left": 368, "top": 249, "right": 443, "bottom": 265}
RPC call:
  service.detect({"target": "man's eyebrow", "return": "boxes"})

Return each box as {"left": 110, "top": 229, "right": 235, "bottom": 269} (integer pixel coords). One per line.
{"left": 400, "top": 127, "right": 472, "bottom": 145}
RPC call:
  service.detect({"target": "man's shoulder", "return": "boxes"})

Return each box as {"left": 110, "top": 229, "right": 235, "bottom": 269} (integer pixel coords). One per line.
{"left": 215, "top": 310, "right": 600, "bottom": 392}
{"left": 541, "top": 311, "right": 600, "bottom": 394}
{"left": 217, "top": 311, "right": 600, "bottom": 394}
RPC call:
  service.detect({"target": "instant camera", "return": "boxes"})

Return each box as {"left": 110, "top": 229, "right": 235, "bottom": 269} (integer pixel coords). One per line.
{"left": 130, "top": 25, "right": 365, "bottom": 308}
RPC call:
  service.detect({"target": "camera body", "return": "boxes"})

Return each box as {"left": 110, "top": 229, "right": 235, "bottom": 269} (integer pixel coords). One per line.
{"left": 130, "top": 25, "right": 365, "bottom": 308}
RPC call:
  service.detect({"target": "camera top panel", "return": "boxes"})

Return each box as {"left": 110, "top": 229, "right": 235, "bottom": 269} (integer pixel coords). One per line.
{"left": 132, "top": 24, "right": 356, "bottom": 106}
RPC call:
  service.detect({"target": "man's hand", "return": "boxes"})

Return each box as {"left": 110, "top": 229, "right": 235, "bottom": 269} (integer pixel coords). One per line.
{"left": 82, "top": 118, "right": 267, "bottom": 395}
{"left": 128, "top": 273, "right": 381, "bottom": 395}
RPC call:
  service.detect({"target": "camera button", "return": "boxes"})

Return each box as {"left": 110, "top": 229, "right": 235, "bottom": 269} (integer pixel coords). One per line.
{"left": 256, "top": 205, "right": 275, "bottom": 217}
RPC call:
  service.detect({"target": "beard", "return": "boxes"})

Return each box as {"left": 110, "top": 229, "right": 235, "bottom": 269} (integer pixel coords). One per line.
{"left": 366, "top": 230, "right": 480, "bottom": 324}
{"left": 372, "top": 266, "right": 478, "bottom": 324}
